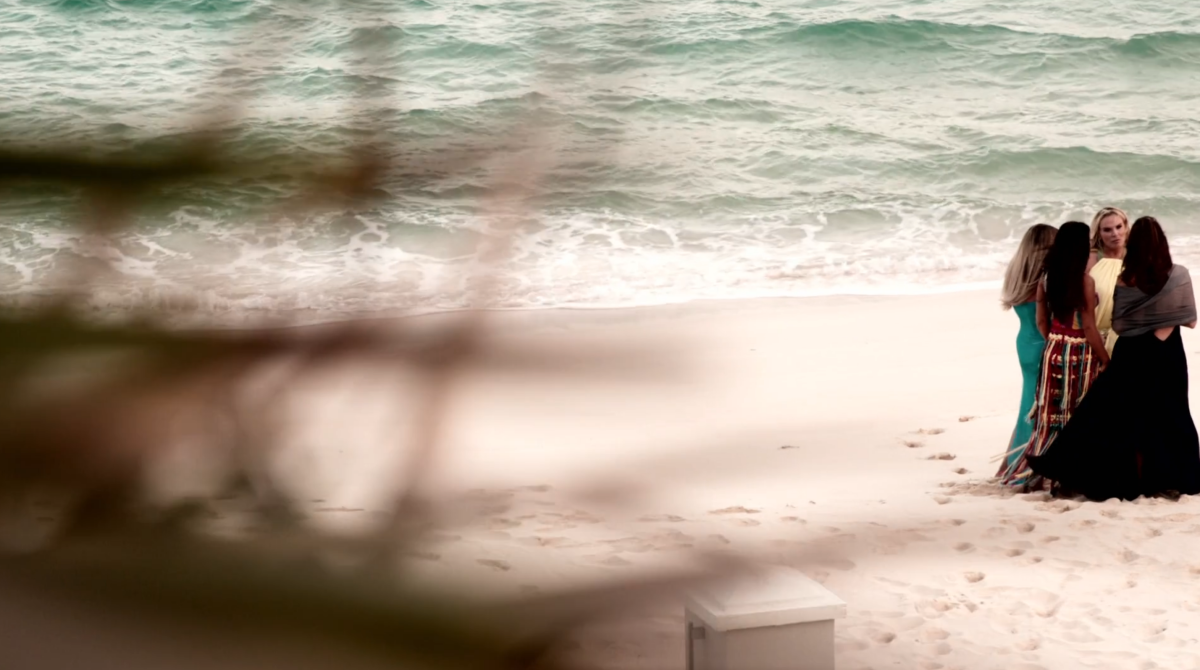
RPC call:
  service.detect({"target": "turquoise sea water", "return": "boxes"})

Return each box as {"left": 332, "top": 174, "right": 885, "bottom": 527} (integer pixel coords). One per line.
{"left": 4, "top": 0, "right": 1200, "bottom": 316}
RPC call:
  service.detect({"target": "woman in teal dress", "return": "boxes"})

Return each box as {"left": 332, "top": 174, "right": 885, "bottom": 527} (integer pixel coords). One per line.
{"left": 997, "top": 224, "right": 1057, "bottom": 479}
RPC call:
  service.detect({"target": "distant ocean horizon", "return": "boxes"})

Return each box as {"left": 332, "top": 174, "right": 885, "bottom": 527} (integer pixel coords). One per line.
{"left": 4, "top": 0, "right": 1200, "bottom": 318}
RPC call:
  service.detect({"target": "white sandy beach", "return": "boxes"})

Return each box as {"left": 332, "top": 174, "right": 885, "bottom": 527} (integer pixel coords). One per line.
{"left": 234, "top": 289, "right": 1200, "bottom": 670}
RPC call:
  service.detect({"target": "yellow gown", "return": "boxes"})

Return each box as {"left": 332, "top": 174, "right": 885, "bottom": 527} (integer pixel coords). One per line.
{"left": 1090, "top": 255, "right": 1122, "bottom": 355}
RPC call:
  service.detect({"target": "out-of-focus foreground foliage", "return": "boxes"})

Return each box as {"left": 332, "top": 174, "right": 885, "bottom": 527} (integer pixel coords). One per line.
{"left": 0, "top": 4, "right": 739, "bottom": 668}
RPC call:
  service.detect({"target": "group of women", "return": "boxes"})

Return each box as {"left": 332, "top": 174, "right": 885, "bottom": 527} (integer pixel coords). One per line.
{"left": 996, "top": 208, "right": 1200, "bottom": 501}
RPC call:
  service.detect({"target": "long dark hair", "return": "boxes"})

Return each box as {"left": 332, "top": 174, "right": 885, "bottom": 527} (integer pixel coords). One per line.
{"left": 1121, "top": 216, "right": 1173, "bottom": 295}
{"left": 1044, "top": 221, "right": 1091, "bottom": 324}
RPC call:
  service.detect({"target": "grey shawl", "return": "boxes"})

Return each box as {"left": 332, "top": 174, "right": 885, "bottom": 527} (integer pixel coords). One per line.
{"left": 1112, "top": 265, "right": 1197, "bottom": 337}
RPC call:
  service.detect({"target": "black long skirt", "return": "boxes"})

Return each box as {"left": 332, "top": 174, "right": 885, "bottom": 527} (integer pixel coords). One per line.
{"left": 1027, "top": 326, "right": 1200, "bottom": 501}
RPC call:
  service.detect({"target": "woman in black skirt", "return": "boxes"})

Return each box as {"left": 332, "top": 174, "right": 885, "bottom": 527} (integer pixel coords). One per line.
{"left": 1028, "top": 216, "right": 1200, "bottom": 501}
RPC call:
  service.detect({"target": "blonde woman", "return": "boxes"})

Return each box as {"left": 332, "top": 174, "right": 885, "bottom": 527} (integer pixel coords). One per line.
{"left": 1088, "top": 206, "right": 1130, "bottom": 355}
{"left": 996, "top": 223, "right": 1057, "bottom": 479}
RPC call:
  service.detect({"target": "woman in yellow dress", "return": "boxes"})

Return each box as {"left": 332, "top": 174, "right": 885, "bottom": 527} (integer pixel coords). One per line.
{"left": 1087, "top": 206, "right": 1130, "bottom": 355}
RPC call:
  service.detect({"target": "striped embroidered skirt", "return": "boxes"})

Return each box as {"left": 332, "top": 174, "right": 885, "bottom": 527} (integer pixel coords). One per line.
{"left": 999, "top": 326, "right": 1101, "bottom": 489}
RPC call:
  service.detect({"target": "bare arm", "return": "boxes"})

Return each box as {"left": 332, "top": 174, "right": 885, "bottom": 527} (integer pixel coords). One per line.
{"left": 1081, "top": 276, "right": 1110, "bottom": 366}
{"left": 1035, "top": 281, "right": 1049, "bottom": 339}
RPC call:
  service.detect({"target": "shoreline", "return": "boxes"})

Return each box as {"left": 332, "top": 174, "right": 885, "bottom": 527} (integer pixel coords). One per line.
{"left": 263, "top": 284, "right": 1008, "bottom": 335}
{"left": 22, "top": 279, "right": 1006, "bottom": 331}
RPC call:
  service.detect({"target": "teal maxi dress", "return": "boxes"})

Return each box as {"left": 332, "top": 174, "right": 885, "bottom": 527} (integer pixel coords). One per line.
{"left": 998, "top": 301, "right": 1046, "bottom": 477}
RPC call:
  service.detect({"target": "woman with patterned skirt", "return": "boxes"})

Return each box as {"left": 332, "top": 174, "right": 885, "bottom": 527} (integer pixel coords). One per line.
{"left": 999, "top": 221, "right": 1110, "bottom": 490}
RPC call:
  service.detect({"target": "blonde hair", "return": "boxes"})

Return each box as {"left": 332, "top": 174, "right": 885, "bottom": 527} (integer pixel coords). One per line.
{"left": 1089, "top": 206, "right": 1129, "bottom": 251}
{"left": 1001, "top": 223, "right": 1057, "bottom": 309}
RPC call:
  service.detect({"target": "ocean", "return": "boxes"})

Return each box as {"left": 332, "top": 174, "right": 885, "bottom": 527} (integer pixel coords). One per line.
{"left": 4, "top": 0, "right": 1200, "bottom": 318}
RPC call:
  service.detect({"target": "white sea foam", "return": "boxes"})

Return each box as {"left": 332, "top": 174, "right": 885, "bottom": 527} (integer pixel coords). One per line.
{"left": 8, "top": 203, "right": 1200, "bottom": 323}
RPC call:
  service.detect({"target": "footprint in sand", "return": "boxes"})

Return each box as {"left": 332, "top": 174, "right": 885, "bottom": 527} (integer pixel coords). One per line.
{"left": 564, "top": 510, "right": 603, "bottom": 524}
{"left": 959, "top": 415, "right": 976, "bottom": 422}
{"left": 606, "top": 537, "right": 657, "bottom": 553}
{"left": 1033, "top": 599, "right": 1065, "bottom": 618}
{"left": 875, "top": 540, "right": 907, "bottom": 556}
{"left": 920, "top": 627, "right": 951, "bottom": 642}
{"left": 836, "top": 640, "right": 869, "bottom": 652}
{"left": 933, "top": 496, "right": 952, "bottom": 505}
{"left": 1159, "top": 512, "right": 1197, "bottom": 522}
{"left": 870, "top": 631, "right": 897, "bottom": 645}
{"left": 953, "top": 542, "right": 975, "bottom": 553}
{"left": 1036, "top": 500, "right": 1081, "bottom": 514}
{"left": 709, "top": 506, "right": 761, "bottom": 515}
{"left": 521, "top": 484, "right": 553, "bottom": 493}
{"left": 1117, "top": 548, "right": 1140, "bottom": 564}
{"left": 954, "top": 467, "right": 970, "bottom": 475}
{"left": 820, "top": 557, "right": 857, "bottom": 571}
{"left": 964, "top": 571, "right": 986, "bottom": 583}
{"left": 1014, "top": 521, "right": 1037, "bottom": 534}
{"left": 903, "top": 439, "right": 925, "bottom": 448}
{"left": 477, "top": 559, "right": 512, "bottom": 571}
{"left": 639, "top": 514, "right": 686, "bottom": 523}
{"left": 467, "top": 489, "right": 516, "bottom": 502}
{"left": 518, "top": 536, "right": 573, "bottom": 548}
{"left": 927, "top": 453, "right": 956, "bottom": 461}
{"left": 1100, "top": 509, "right": 1122, "bottom": 519}
{"left": 914, "top": 598, "right": 957, "bottom": 619}
{"left": 1015, "top": 638, "right": 1041, "bottom": 651}
{"left": 916, "top": 427, "right": 946, "bottom": 435}
{"left": 1005, "top": 548, "right": 1026, "bottom": 557}
{"left": 780, "top": 516, "right": 806, "bottom": 523}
